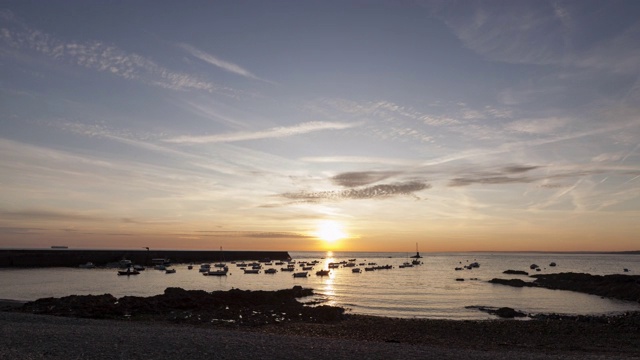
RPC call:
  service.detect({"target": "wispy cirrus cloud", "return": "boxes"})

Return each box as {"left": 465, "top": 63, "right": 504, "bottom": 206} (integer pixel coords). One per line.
{"left": 0, "top": 10, "right": 234, "bottom": 95}
{"left": 163, "top": 121, "right": 359, "bottom": 144}
{"left": 300, "top": 155, "right": 418, "bottom": 166}
{"left": 179, "top": 43, "right": 270, "bottom": 83}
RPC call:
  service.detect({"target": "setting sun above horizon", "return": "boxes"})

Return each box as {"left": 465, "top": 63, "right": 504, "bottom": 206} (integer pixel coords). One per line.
{"left": 315, "top": 221, "right": 347, "bottom": 243}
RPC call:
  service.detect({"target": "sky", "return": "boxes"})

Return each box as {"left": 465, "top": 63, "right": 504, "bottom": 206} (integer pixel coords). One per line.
{"left": 1, "top": 0, "right": 639, "bottom": 252}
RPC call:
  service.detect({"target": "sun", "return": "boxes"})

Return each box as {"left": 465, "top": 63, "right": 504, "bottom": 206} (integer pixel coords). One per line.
{"left": 315, "top": 220, "right": 347, "bottom": 243}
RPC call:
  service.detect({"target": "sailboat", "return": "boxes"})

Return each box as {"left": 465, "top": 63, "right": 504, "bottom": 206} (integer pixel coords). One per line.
{"left": 410, "top": 243, "right": 422, "bottom": 258}
{"left": 410, "top": 243, "right": 422, "bottom": 265}
{"left": 213, "top": 246, "right": 226, "bottom": 268}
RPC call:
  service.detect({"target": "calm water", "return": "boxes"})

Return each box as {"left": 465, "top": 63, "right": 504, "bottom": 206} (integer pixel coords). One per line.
{"left": 0, "top": 252, "right": 638, "bottom": 320}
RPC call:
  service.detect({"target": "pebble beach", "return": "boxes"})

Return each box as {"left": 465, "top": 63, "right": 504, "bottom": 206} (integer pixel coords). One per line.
{"left": 1, "top": 294, "right": 639, "bottom": 360}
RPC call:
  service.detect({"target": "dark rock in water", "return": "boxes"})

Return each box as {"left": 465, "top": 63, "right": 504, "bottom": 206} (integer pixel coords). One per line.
{"left": 503, "top": 270, "right": 529, "bottom": 275}
{"left": 466, "top": 305, "right": 527, "bottom": 318}
{"left": 490, "top": 272, "right": 640, "bottom": 304}
{"left": 495, "top": 307, "right": 527, "bottom": 318}
{"left": 16, "top": 286, "right": 344, "bottom": 326}
{"left": 489, "top": 278, "right": 531, "bottom": 287}
{"left": 530, "top": 273, "right": 640, "bottom": 303}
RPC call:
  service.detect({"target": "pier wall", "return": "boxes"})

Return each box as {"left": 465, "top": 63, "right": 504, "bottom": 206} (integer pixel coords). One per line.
{"left": 0, "top": 249, "right": 291, "bottom": 267}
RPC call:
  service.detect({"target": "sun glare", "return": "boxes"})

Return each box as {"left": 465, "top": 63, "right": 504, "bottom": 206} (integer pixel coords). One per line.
{"left": 315, "top": 220, "right": 347, "bottom": 243}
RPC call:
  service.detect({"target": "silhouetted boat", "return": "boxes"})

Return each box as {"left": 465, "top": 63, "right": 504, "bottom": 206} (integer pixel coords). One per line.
{"left": 316, "top": 270, "right": 330, "bottom": 276}
{"left": 410, "top": 243, "right": 422, "bottom": 258}
{"left": 117, "top": 268, "right": 139, "bottom": 276}
{"left": 206, "top": 267, "right": 228, "bottom": 276}
{"left": 293, "top": 271, "right": 308, "bottom": 278}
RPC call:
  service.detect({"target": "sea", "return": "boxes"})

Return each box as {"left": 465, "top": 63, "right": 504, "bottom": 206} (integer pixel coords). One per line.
{"left": 0, "top": 251, "right": 638, "bottom": 320}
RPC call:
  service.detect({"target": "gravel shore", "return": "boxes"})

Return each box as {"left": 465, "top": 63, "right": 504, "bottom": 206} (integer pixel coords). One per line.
{"left": 0, "top": 312, "right": 639, "bottom": 360}
{"left": 1, "top": 310, "right": 638, "bottom": 360}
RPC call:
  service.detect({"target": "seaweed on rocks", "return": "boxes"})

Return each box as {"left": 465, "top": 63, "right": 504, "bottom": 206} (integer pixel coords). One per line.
{"left": 15, "top": 286, "right": 345, "bottom": 326}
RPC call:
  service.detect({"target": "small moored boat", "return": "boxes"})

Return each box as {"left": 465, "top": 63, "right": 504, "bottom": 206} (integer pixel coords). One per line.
{"left": 316, "top": 270, "right": 330, "bottom": 276}
{"left": 117, "top": 268, "right": 139, "bottom": 276}
{"left": 293, "top": 271, "right": 308, "bottom": 278}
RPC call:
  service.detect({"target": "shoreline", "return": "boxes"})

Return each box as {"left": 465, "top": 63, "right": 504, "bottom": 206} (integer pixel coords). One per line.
{"left": 1, "top": 309, "right": 639, "bottom": 358}
{"left": 3, "top": 283, "right": 640, "bottom": 358}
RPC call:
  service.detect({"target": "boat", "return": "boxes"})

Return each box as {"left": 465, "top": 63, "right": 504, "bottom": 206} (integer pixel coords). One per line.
{"left": 293, "top": 271, "right": 308, "bottom": 278}
{"left": 199, "top": 264, "right": 211, "bottom": 272}
{"left": 206, "top": 267, "right": 228, "bottom": 276}
{"left": 133, "top": 264, "right": 145, "bottom": 271}
{"left": 154, "top": 264, "right": 166, "bottom": 270}
{"left": 352, "top": 268, "right": 361, "bottom": 273}
{"left": 151, "top": 258, "right": 171, "bottom": 266}
{"left": 187, "top": 265, "right": 193, "bottom": 270}
{"left": 165, "top": 268, "right": 176, "bottom": 274}
{"left": 244, "top": 269, "right": 260, "bottom": 274}
{"left": 264, "top": 268, "right": 278, "bottom": 274}
{"left": 399, "top": 262, "right": 413, "bottom": 268}
{"left": 117, "top": 268, "right": 139, "bottom": 276}
{"left": 302, "top": 266, "right": 313, "bottom": 271}
{"left": 410, "top": 243, "right": 422, "bottom": 258}
{"left": 316, "top": 270, "right": 330, "bottom": 276}
{"left": 280, "top": 267, "right": 294, "bottom": 272}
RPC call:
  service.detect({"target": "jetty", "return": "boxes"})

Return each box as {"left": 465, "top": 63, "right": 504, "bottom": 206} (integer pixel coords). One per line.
{"left": 0, "top": 249, "right": 291, "bottom": 267}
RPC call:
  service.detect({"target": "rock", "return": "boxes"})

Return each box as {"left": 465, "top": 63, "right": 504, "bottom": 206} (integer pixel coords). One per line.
{"left": 489, "top": 278, "right": 532, "bottom": 287}
{"left": 503, "top": 270, "right": 529, "bottom": 275}
{"left": 16, "top": 286, "right": 342, "bottom": 326}
{"left": 494, "top": 307, "right": 527, "bottom": 318}
{"left": 530, "top": 273, "right": 640, "bottom": 303}
{"left": 465, "top": 305, "right": 527, "bottom": 318}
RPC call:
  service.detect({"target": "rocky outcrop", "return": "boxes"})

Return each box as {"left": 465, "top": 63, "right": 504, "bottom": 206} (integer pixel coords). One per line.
{"left": 503, "top": 270, "right": 529, "bottom": 275}
{"left": 467, "top": 306, "right": 527, "bottom": 318}
{"left": 16, "top": 286, "right": 345, "bottom": 326}
{"left": 530, "top": 273, "right": 640, "bottom": 303}
{"left": 490, "top": 272, "right": 640, "bottom": 303}
{"left": 489, "top": 278, "right": 531, "bottom": 287}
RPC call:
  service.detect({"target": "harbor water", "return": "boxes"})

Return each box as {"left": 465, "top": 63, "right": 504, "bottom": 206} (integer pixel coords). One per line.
{"left": 0, "top": 252, "right": 638, "bottom": 320}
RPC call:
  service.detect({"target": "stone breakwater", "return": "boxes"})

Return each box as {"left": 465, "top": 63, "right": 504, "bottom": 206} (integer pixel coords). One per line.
{"left": 0, "top": 249, "right": 291, "bottom": 267}
{"left": 489, "top": 272, "right": 640, "bottom": 303}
